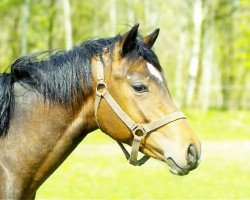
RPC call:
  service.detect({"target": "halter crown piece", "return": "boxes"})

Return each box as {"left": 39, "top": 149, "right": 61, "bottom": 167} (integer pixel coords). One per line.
{"left": 94, "top": 61, "right": 186, "bottom": 166}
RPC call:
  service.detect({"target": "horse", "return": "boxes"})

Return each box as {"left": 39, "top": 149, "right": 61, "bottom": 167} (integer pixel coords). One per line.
{"left": 0, "top": 24, "right": 201, "bottom": 199}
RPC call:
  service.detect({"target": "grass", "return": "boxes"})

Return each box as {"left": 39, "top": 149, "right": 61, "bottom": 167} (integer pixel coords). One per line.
{"left": 36, "top": 109, "right": 250, "bottom": 199}
{"left": 36, "top": 143, "right": 250, "bottom": 199}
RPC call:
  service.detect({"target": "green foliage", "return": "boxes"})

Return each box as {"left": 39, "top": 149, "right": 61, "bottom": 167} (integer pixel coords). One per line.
{"left": 186, "top": 109, "right": 250, "bottom": 140}
{"left": 0, "top": 0, "right": 250, "bottom": 109}
{"left": 235, "top": 1, "right": 250, "bottom": 69}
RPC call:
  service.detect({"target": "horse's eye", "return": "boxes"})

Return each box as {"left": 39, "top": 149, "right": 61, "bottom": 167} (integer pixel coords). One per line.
{"left": 132, "top": 83, "right": 148, "bottom": 93}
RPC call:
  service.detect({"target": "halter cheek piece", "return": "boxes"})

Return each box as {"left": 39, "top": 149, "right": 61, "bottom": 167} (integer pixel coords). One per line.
{"left": 94, "top": 62, "right": 186, "bottom": 166}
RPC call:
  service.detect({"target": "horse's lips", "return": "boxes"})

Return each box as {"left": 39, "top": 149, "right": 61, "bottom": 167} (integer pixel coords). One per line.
{"left": 165, "top": 157, "right": 189, "bottom": 176}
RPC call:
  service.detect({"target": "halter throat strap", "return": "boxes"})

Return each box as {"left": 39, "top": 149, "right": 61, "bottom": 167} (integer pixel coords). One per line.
{"left": 94, "top": 61, "right": 186, "bottom": 166}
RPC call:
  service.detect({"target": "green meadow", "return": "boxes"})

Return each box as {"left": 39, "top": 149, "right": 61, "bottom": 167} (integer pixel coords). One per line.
{"left": 37, "top": 110, "right": 250, "bottom": 199}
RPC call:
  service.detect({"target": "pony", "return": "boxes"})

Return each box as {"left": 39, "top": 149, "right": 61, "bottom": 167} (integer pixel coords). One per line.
{"left": 0, "top": 24, "right": 201, "bottom": 199}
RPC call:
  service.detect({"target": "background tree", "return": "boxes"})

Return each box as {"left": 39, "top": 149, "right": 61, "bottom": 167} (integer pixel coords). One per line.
{"left": 0, "top": 0, "right": 250, "bottom": 110}
{"left": 184, "top": 0, "right": 203, "bottom": 107}
{"left": 63, "top": 0, "right": 72, "bottom": 50}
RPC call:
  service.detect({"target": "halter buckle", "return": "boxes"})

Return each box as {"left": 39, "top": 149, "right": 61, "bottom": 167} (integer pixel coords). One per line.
{"left": 96, "top": 81, "right": 108, "bottom": 96}
{"left": 131, "top": 125, "right": 147, "bottom": 139}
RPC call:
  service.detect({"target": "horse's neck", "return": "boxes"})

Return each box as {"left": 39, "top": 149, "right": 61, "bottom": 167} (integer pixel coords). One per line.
{"left": 0, "top": 83, "right": 97, "bottom": 198}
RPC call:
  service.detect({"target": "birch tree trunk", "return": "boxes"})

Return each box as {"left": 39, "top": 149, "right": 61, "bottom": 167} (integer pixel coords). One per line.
{"left": 21, "top": 0, "right": 31, "bottom": 56}
{"left": 63, "top": 0, "right": 73, "bottom": 50}
{"left": 175, "top": 30, "right": 187, "bottom": 107}
{"left": 93, "top": 0, "right": 100, "bottom": 36}
{"left": 48, "top": 0, "right": 56, "bottom": 50}
{"left": 144, "top": 0, "right": 156, "bottom": 28}
{"left": 10, "top": 8, "right": 21, "bottom": 58}
{"left": 199, "top": 17, "right": 214, "bottom": 112}
{"left": 110, "top": 0, "right": 116, "bottom": 35}
{"left": 184, "top": 0, "right": 202, "bottom": 107}
{"left": 127, "top": 0, "right": 135, "bottom": 24}
{"left": 219, "top": 2, "right": 235, "bottom": 109}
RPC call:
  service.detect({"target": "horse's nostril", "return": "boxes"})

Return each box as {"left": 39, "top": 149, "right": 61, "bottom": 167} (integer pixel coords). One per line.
{"left": 187, "top": 144, "right": 198, "bottom": 165}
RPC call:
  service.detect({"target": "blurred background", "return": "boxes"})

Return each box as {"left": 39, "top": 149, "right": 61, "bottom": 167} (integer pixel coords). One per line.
{"left": 0, "top": 0, "right": 250, "bottom": 199}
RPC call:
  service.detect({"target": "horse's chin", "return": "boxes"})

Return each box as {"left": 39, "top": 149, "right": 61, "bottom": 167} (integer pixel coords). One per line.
{"left": 165, "top": 157, "right": 190, "bottom": 176}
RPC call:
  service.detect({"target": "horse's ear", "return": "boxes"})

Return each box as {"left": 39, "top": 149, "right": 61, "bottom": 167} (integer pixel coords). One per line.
{"left": 143, "top": 28, "right": 160, "bottom": 48}
{"left": 121, "top": 24, "right": 139, "bottom": 55}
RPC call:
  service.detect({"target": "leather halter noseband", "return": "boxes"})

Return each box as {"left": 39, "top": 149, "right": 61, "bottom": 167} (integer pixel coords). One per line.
{"left": 94, "top": 61, "right": 186, "bottom": 166}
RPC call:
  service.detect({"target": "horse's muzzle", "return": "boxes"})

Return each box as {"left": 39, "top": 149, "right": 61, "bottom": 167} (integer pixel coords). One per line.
{"left": 165, "top": 144, "right": 200, "bottom": 176}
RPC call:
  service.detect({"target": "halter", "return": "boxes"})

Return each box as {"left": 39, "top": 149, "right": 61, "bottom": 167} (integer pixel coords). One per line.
{"left": 94, "top": 61, "right": 186, "bottom": 166}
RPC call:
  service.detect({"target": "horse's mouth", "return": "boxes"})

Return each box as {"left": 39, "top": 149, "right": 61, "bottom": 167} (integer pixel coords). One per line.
{"left": 165, "top": 157, "right": 190, "bottom": 176}
{"left": 141, "top": 144, "right": 198, "bottom": 176}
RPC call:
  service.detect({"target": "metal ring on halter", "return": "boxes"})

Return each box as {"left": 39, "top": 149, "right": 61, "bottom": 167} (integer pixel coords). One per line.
{"left": 131, "top": 125, "right": 147, "bottom": 139}
{"left": 96, "top": 81, "right": 108, "bottom": 96}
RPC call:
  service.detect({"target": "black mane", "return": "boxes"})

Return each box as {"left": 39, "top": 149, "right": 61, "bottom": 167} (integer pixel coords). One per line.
{"left": 0, "top": 34, "right": 162, "bottom": 136}
{"left": 10, "top": 36, "right": 121, "bottom": 105}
